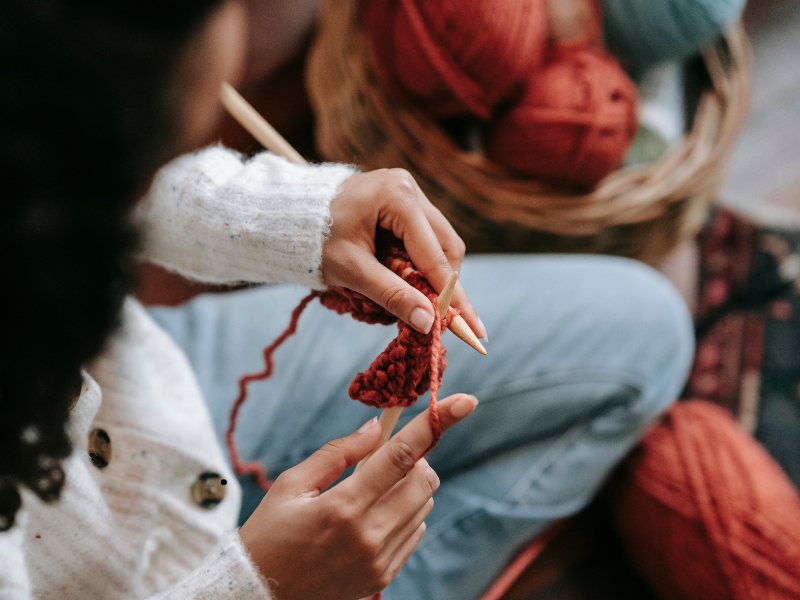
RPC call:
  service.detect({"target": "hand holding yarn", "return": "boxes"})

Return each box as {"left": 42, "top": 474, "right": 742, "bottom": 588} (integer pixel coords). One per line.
{"left": 323, "top": 168, "right": 484, "bottom": 337}
{"left": 227, "top": 240, "right": 471, "bottom": 490}
{"left": 239, "top": 393, "right": 478, "bottom": 600}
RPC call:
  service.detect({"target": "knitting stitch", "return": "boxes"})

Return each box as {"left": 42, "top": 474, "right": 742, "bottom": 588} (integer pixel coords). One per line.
{"left": 226, "top": 247, "right": 456, "bottom": 491}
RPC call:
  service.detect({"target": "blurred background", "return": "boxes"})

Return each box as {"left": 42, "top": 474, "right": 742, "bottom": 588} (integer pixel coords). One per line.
{"left": 722, "top": 0, "right": 800, "bottom": 226}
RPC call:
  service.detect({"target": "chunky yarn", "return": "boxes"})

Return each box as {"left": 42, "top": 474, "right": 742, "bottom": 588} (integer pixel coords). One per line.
{"left": 486, "top": 46, "right": 638, "bottom": 189}
{"left": 226, "top": 247, "right": 456, "bottom": 491}
{"left": 601, "top": 0, "right": 747, "bottom": 76}
{"left": 611, "top": 400, "right": 800, "bottom": 600}
{"left": 363, "top": 0, "right": 548, "bottom": 118}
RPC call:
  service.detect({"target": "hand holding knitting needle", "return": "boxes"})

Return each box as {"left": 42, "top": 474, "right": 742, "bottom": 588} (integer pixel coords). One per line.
{"left": 220, "top": 83, "right": 487, "bottom": 471}
{"left": 323, "top": 170, "right": 487, "bottom": 341}
{"left": 219, "top": 82, "right": 488, "bottom": 343}
{"left": 240, "top": 393, "right": 478, "bottom": 600}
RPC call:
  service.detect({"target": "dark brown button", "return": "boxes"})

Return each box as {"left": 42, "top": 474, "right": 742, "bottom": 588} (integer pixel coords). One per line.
{"left": 88, "top": 429, "right": 111, "bottom": 469}
{"left": 192, "top": 472, "right": 227, "bottom": 509}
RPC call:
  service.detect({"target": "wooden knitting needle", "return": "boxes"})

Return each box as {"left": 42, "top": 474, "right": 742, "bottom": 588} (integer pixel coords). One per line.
{"left": 219, "top": 82, "right": 486, "bottom": 355}
{"left": 389, "top": 258, "right": 486, "bottom": 356}
{"left": 219, "top": 82, "right": 307, "bottom": 165}
{"left": 355, "top": 270, "right": 460, "bottom": 470}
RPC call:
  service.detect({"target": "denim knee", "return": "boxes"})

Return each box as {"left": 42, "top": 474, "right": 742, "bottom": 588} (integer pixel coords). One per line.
{"left": 597, "top": 257, "right": 695, "bottom": 420}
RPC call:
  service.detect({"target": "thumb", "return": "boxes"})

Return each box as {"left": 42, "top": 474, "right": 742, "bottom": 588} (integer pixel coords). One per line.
{"left": 353, "top": 251, "right": 435, "bottom": 335}
{"left": 277, "top": 417, "right": 382, "bottom": 497}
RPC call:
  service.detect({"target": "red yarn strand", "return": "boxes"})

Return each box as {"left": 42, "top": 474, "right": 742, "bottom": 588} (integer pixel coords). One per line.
{"left": 426, "top": 301, "right": 445, "bottom": 450}
{"left": 226, "top": 250, "right": 455, "bottom": 492}
{"left": 225, "top": 291, "right": 321, "bottom": 491}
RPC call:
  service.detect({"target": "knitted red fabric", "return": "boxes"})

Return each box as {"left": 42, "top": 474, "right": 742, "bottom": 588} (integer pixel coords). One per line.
{"left": 611, "top": 400, "right": 800, "bottom": 600}
{"left": 362, "top": 0, "right": 548, "bottom": 118}
{"left": 226, "top": 248, "right": 455, "bottom": 491}
{"left": 486, "top": 45, "right": 638, "bottom": 189}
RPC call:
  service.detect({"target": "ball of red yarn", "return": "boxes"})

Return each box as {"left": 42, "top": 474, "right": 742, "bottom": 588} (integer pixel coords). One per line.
{"left": 485, "top": 46, "right": 638, "bottom": 189}
{"left": 610, "top": 400, "right": 800, "bottom": 600}
{"left": 362, "top": 0, "right": 548, "bottom": 118}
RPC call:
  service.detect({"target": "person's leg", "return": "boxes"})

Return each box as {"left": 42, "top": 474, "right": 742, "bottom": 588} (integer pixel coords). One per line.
{"left": 385, "top": 255, "right": 694, "bottom": 600}
{"left": 148, "top": 254, "right": 693, "bottom": 599}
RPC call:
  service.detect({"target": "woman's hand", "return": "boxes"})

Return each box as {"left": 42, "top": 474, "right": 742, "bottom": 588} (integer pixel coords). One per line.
{"left": 322, "top": 169, "right": 486, "bottom": 338}
{"left": 239, "top": 393, "right": 478, "bottom": 600}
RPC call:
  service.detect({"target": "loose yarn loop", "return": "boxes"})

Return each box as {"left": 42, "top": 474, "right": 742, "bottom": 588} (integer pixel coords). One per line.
{"left": 611, "top": 400, "right": 800, "bottom": 600}
{"left": 226, "top": 248, "right": 456, "bottom": 491}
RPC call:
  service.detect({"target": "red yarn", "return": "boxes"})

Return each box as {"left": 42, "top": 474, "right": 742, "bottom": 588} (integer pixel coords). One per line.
{"left": 486, "top": 46, "right": 638, "bottom": 189}
{"left": 363, "top": 0, "right": 548, "bottom": 118}
{"left": 226, "top": 248, "right": 456, "bottom": 491}
{"left": 611, "top": 400, "right": 800, "bottom": 600}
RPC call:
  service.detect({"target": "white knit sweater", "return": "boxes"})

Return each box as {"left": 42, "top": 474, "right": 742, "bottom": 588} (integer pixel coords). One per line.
{"left": 0, "top": 147, "right": 357, "bottom": 600}
{"left": 135, "top": 145, "right": 356, "bottom": 289}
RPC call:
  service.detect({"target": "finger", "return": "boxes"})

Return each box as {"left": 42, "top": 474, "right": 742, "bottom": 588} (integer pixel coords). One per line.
{"left": 346, "top": 394, "right": 478, "bottom": 504}
{"left": 383, "top": 522, "right": 427, "bottom": 585}
{"left": 375, "top": 177, "right": 456, "bottom": 296}
{"left": 408, "top": 187, "right": 486, "bottom": 339}
{"left": 377, "top": 494, "right": 433, "bottom": 559}
{"left": 385, "top": 201, "right": 454, "bottom": 301}
{"left": 418, "top": 200, "right": 464, "bottom": 273}
{"left": 275, "top": 417, "right": 381, "bottom": 497}
{"left": 348, "top": 247, "right": 437, "bottom": 335}
{"left": 372, "top": 459, "right": 438, "bottom": 530}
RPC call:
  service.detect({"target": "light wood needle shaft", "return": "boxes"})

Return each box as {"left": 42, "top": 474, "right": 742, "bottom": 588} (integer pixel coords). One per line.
{"left": 220, "top": 82, "right": 307, "bottom": 165}
{"left": 388, "top": 259, "right": 486, "bottom": 356}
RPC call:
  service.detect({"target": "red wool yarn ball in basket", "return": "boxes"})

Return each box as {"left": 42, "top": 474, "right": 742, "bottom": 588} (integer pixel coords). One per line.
{"left": 486, "top": 46, "right": 638, "bottom": 189}
{"left": 362, "top": 0, "right": 549, "bottom": 118}
{"left": 611, "top": 400, "right": 800, "bottom": 600}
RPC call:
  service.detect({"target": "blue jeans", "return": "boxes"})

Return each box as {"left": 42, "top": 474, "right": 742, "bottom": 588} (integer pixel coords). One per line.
{"left": 148, "top": 255, "right": 694, "bottom": 600}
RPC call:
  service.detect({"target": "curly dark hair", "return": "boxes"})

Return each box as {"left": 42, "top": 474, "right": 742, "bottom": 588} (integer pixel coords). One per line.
{"left": 0, "top": 0, "right": 222, "bottom": 530}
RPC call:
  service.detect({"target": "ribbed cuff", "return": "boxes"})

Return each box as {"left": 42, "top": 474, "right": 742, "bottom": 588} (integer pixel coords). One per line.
{"left": 153, "top": 531, "right": 273, "bottom": 600}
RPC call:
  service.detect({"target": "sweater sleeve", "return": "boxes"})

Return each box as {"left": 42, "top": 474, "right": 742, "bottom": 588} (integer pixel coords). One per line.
{"left": 153, "top": 531, "right": 273, "bottom": 600}
{"left": 133, "top": 145, "right": 358, "bottom": 289}
{"left": 0, "top": 522, "right": 271, "bottom": 600}
{"left": 0, "top": 512, "right": 31, "bottom": 600}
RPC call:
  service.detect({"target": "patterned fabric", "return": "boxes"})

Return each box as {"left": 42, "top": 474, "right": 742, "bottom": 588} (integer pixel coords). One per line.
{"left": 685, "top": 209, "right": 800, "bottom": 490}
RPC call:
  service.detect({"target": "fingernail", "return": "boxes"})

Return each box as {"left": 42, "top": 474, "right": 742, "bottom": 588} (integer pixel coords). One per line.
{"left": 451, "top": 395, "right": 478, "bottom": 418}
{"left": 358, "top": 417, "right": 378, "bottom": 433}
{"left": 410, "top": 307, "right": 434, "bottom": 334}
{"left": 478, "top": 318, "right": 488, "bottom": 342}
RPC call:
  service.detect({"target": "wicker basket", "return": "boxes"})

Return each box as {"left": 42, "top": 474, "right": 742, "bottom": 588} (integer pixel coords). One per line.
{"left": 306, "top": 0, "right": 752, "bottom": 263}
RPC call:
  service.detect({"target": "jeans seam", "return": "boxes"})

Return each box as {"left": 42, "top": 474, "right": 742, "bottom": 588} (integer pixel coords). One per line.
{"left": 465, "top": 368, "right": 647, "bottom": 408}
{"left": 504, "top": 421, "right": 589, "bottom": 503}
